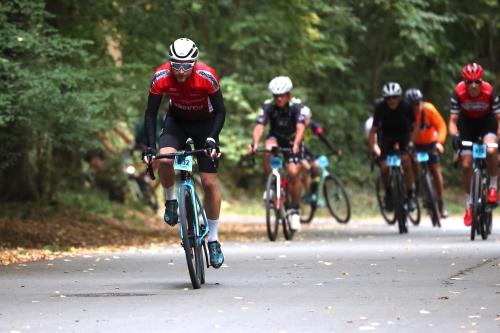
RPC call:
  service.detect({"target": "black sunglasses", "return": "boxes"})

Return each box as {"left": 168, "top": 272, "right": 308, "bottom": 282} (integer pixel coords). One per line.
{"left": 465, "top": 79, "right": 482, "bottom": 85}
{"left": 384, "top": 96, "right": 400, "bottom": 101}
{"left": 170, "top": 61, "right": 195, "bottom": 71}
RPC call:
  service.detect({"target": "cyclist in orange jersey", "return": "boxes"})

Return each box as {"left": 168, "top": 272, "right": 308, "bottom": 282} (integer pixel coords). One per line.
{"left": 405, "top": 88, "right": 448, "bottom": 218}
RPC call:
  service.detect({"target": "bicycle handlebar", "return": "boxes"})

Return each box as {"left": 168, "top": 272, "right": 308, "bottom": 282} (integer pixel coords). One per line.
{"left": 250, "top": 147, "right": 292, "bottom": 166}
{"left": 453, "top": 140, "right": 499, "bottom": 169}
{"left": 146, "top": 148, "right": 220, "bottom": 180}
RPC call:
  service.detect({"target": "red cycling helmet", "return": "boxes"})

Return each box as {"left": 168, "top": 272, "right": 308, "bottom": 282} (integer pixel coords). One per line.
{"left": 462, "top": 63, "right": 483, "bottom": 80}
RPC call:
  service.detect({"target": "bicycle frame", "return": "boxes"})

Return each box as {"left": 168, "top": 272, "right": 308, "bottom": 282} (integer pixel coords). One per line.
{"left": 178, "top": 177, "right": 209, "bottom": 246}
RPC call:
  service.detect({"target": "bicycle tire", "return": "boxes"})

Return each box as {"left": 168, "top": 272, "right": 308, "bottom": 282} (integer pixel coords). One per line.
{"left": 376, "top": 175, "right": 396, "bottom": 225}
{"left": 470, "top": 170, "right": 482, "bottom": 241}
{"left": 179, "top": 187, "right": 202, "bottom": 289}
{"left": 324, "top": 174, "right": 351, "bottom": 223}
{"left": 265, "top": 173, "right": 279, "bottom": 241}
{"left": 282, "top": 184, "right": 295, "bottom": 241}
{"left": 422, "top": 172, "right": 440, "bottom": 227}
{"left": 392, "top": 170, "right": 407, "bottom": 234}
{"left": 407, "top": 192, "right": 421, "bottom": 226}
{"left": 194, "top": 198, "right": 205, "bottom": 284}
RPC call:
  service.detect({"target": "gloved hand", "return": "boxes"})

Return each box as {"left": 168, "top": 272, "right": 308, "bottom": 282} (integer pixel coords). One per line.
{"left": 142, "top": 147, "right": 157, "bottom": 163}
{"left": 205, "top": 138, "right": 219, "bottom": 157}
{"left": 452, "top": 134, "right": 462, "bottom": 150}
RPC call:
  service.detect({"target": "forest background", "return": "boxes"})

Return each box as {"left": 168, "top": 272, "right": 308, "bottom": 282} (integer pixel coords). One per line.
{"left": 2, "top": 0, "right": 500, "bottom": 210}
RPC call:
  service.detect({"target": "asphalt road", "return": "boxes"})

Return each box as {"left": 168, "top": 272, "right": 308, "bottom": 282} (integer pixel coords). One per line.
{"left": 1, "top": 216, "right": 500, "bottom": 333}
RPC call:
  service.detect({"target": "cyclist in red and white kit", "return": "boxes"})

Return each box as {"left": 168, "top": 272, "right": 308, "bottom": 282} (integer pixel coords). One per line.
{"left": 448, "top": 63, "right": 500, "bottom": 226}
{"left": 142, "top": 38, "right": 226, "bottom": 268}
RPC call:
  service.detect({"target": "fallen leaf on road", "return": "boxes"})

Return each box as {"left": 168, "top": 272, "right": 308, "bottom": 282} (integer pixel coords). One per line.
{"left": 241, "top": 307, "right": 248, "bottom": 310}
{"left": 113, "top": 256, "right": 119, "bottom": 259}
{"left": 459, "top": 326, "right": 466, "bottom": 329}
{"left": 324, "top": 262, "right": 332, "bottom": 266}
{"left": 347, "top": 320, "right": 353, "bottom": 323}
{"left": 420, "top": 310, "right": 430, "bottom": 314}
{"left": 438, "top": 296, "right": 449, "bottom": 300}
{"left": 398, "top": 270, "right": 405, "bottom": 273}
{"left": 95, "top": 258, "right": 100, "bottom": 262}
{"left": 451, "top": 263, "right": 455, "bottom": 266}
{"left": 360, "top": 317, "right": 368, "bottom": 320}
{"left": 405, "top": 247, "right": 411, "bottom": 251}
{"left": 234, "top": 297, "right": 243, "bottom": 300}
{"left": 469, "top": 316, "right": 480, "bottom": 318}
{"left": 315, "top": 283, "right": 323, "bottom": 286}
{"left": 471, "top": 322, "right": 478, "bottom": 326}
{"left": 168, "top": 263, "right": 174, "bottom": 265}
{"left": 480, "top": 307, "right": 485, "bottom": 309}
{"left": 450, "top": 278, "right": 462, "bottom": 280}
{"left": 341, "top": 271, "right": 349, "bottom": 275}
{"left": 448, "top": 291, "right": 460, "bottom": 295}
{"left": 279, "top": 255, "right": 286, "bottom": 258}
{"left": 371, "top": 264, "right": 377, "bottom": 266}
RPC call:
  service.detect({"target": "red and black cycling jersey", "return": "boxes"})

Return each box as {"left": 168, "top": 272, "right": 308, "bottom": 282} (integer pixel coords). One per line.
{"left": 149, "top": 61, "right": 221, "bottom": 120}
{"left": 450, "top": 81, "right": 500, "bottom": 119}
{"left": 144, "top": 61, "right": 226, "bottom": 148}
{"left": 257, "top": 100, "right": 305, "bottom": 142}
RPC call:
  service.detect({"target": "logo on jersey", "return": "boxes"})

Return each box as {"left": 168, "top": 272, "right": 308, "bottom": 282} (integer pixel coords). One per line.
{"left": 150, "top": 70, "right": 170, "bottom": 89}
{"left": 462, "top": 102, "right": 489, "bottom": 111}
{"left": 196, "top": 70, "right": 219, "bottom": 90}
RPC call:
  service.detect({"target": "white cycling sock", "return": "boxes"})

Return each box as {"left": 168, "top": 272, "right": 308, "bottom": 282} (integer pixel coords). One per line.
{"left": 489, "top": 176, "right": 498, "bottom": 189}
{"left": 466, "top": 194, "right": 472, "bottom": 207}
{"left": 207, "top": 219, "right": 219, "bottom": 242}
{"left": 163, "top": 185, "right": 176, "bottom": 201}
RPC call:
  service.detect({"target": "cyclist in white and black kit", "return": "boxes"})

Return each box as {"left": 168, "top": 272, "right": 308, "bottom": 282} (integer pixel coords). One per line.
{"left": 368, "top": 82, "right": 419, "bottom": 212}
{"left": 249, "top": 76, "right": 306, "bottom": 231}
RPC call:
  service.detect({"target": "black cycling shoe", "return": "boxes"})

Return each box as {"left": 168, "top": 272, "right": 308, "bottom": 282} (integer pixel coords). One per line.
{"left": 208, "top": 240, "right": 224, "bottom": 268}
{"left": 164, "top": 200, "right": 179, "bottom": 226}
{"left": 406, "top": 196, "right": 417, "bottom": 212}
{"left": 384, "top": 194, "right": 394, "bottom": 212}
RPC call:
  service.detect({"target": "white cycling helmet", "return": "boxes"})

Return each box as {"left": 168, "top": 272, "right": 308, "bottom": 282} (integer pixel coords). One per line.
{"left": 382, "top": 82, "right": 402, "bottom": 97}
{"left": 301, "top": 105, "right": 312, "bottom": 118}
{"left": 168, "top": 38, "right": 199, "bottom": 61}
{"left": 269, "top": 76, "right": 293, "bottom": 94}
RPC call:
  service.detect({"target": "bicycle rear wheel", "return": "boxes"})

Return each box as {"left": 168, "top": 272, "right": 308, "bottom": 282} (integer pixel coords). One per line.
{"left": 407, "top": 187, "right": 421, "bottom": 226}
{"left": 376, "top": 175, "right": 396, "bottom": 225}
{"left": 266, "top": 173, "right": 280, "bottom": 241}
{"left": 392, "top": 170, "right": 408, "bottom": 234}
{"left": 422, "top": 172, "right": 440, "bottom": 227}
{"left": 324, "top": 174, "right": 351, "bottom": 223}
{"left": 179, "top": 187, "right": 202, "bottom": 289}
{"left": 470, "top": 170, "right": 482, "bottom": 241}
{"left": 282, "top": 185, "right": 295, "bottom": 241}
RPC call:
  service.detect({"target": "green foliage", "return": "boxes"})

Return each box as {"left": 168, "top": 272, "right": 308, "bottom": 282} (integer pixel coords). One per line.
{"left": 2, "top": 0, "right": 500, "bottom": 203}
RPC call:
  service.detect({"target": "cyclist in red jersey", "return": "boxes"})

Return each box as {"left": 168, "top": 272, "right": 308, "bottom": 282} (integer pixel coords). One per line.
{"left": 142, "top": 38, "right": 226, "bottom": 268}
{"left": 448, "top": 63, "right": 500, "bottom": 226}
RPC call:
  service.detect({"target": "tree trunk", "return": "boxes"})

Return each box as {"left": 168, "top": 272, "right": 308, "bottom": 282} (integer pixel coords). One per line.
{"left": 0, "top": 122, "right": 39, "bottom": 202}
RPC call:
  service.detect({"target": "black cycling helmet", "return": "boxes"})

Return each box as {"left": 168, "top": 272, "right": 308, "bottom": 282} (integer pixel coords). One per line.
{"left": 405, "top": 88, "right": 423, "bottom": 105}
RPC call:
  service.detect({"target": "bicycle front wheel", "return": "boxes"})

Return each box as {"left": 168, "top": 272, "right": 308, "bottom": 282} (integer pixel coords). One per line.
{"left": 324, "top": 174, "right": 351, "bottom": 223}
{"left": 376, "top": 175, "right": 396, "bottom": 225}
{"left": 392, "top": 170, "right": 408, "bottom": 234}
{"left": 266, "top": 173, "right": 280, "bottom": 241}
{"left": 421, "top": 172, "right": 440, "bottom": 227}
{"left": 179, "top": 187, "right": 202, "bottom": 289}
{"left": 470, "top": 170, "right": 482, "bottom": 241}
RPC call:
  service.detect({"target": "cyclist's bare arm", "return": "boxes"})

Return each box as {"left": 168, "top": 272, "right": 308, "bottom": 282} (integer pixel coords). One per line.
{"left": 448, "top": 114, "right": 459, "bottom": 136}
{"left": 368, "top": 125, "right": 378, "bottom": 154}
{"left": 410, "top": 121, "right": 420, "bottom": 144}
{"left": 293, "top": 123, "right": 305, "bottom": 154}
{"left": 250, "top": 124, "right": 265, "bottom": 153}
